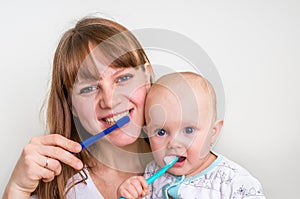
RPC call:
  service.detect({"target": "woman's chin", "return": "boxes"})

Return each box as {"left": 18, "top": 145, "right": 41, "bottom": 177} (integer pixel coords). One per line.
{"left": 107, "top": 133, "right": 139, "bottom": 147}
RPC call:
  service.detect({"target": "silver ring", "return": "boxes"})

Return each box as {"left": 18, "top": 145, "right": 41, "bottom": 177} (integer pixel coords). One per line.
{"left": 45, "top": 157, "right": 49, "bottom": 168}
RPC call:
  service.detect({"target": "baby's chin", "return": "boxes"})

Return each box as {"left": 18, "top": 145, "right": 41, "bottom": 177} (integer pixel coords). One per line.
{"left": 166, "top": 167, "right": 186, "bottom": 176}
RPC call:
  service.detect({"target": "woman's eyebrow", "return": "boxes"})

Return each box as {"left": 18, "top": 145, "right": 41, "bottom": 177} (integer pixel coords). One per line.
{"left": 74, "top": 79, "right": 97, "bottom": 87}
{"left": 112, "top": 68, "right": 126, "bottom": 76}
{"left": 97, "top": 68, "right": 127, "bottom": 81}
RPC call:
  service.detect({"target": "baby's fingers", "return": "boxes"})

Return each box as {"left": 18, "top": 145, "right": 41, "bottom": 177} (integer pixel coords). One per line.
{"left": 118, "top": 189, "right": 134, "bottom": 199}
{"left": 137, "top": 176, "right": 149, "bottom": 195}
{"left": 132, "top": 176, "right": 149, "bottom": 197}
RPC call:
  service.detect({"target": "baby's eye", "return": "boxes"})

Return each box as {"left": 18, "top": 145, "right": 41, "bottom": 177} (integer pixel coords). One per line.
{"left": 80, "top": 86, "right": 98, "bottom": 94}
{"left": 156, "top": 129, "right": 167, "bottom": 137}
{"left": 116, "top": 74, "right": 133, "bottom": 83}
{"left": 184, "top": 127, "right": 195, "bottom": 134}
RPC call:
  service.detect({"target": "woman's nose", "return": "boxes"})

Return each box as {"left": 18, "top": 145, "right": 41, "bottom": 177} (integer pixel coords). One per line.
{"left": 98, "top": 86, "right": 121, "bottom": 109}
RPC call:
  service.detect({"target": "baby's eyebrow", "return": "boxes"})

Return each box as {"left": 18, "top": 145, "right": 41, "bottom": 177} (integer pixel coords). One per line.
{"left": 145, "top": 123, "right": 165, "bottom": 131}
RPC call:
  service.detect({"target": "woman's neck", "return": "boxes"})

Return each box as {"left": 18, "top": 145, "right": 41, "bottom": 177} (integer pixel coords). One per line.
{"left": 89, "top": 160, "right": 143, "bottom": 199}
{"left": 87, "top": 139, "right": 152, "bottom": 199}
{"left": 89, "top": 138, "right": 152, "bottom": 173}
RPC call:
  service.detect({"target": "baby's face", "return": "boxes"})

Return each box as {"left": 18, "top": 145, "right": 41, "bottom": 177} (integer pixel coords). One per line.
{"left": 145, "top": 79, "right": 220, "bottom": 177}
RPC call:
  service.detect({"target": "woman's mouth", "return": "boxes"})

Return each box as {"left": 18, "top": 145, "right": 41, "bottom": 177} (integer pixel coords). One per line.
{"left": 101, "top": 109, "right": 132, "bottom": 125}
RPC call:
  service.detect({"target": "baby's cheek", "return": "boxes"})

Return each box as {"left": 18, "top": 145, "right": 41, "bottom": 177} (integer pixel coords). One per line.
{"left": 194, "top": 137, "right": 211, "bottom": 159}
{"left": 151, "top": 146, "right": 166, "bottom": 166}
{"left": 150, "top": 138, "right": 166, "bottom": 154}
{"left": 149, "top": 138, "right": 163, "bottom": 152}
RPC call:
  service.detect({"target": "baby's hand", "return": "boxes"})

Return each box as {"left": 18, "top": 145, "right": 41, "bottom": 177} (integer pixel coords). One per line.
{"left": 117, "top": 176, "right": 150, "bottom": 199}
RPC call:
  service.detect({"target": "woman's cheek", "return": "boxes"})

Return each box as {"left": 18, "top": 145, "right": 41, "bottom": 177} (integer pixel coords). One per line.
{"left": 130, "top": 86, "right": 147, "bottom": 106}
{"left": 128, "top": 86, "right": 148, "bottom": 128}
{"left": 72, "top": 97, "right": 100, "bottom": 134}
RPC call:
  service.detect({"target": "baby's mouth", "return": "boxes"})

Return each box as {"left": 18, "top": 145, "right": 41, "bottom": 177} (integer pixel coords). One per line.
{"left": 102, "top": 109, "right": 132, "bottom": 125}
{"left": 177, "top": 156, "right": 186, "bottom": 162}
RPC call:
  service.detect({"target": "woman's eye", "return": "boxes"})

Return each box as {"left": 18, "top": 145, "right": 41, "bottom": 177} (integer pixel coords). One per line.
{"left": 184, "top": 127, "right": 195, "bottom": 134}
{"left": 156, "top": 129, "right": 167, "bottom": 137}
{"left": 80, "top": 86, "right": 98, "bottom": 94}
{"left": 116, "top": 74, "right": 133, "bottom": 83}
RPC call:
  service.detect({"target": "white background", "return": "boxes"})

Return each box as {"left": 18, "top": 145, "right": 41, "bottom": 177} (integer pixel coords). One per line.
{"left": 0, "top": 0, "right": 299, "bottom": 198}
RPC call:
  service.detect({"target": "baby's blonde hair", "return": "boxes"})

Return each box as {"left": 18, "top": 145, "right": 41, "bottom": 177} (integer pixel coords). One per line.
{"left": 152, "top": 72, "right": 217, "bottom": 122}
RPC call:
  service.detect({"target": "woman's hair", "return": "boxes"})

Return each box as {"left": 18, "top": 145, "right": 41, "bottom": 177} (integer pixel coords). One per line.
{"left": 33, "top": 16, "right": 150, "bottom": 199}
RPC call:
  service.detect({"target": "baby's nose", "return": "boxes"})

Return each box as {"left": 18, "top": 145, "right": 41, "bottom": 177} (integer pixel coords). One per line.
{"left": 167, "top": 133, "right": 194, "bottom": 149}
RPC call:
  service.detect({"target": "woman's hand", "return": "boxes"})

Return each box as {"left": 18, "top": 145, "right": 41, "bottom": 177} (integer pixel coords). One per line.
{"left": 117, "top": 176, "right": 149, "bottom": 199}
{"left": 3, "top": 134, "right": 83, "bottom": 198}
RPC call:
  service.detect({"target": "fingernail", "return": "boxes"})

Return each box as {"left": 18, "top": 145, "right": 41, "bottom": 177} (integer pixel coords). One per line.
{"left": 75, "top": 144, "right": 82, "bottom": 151}
{"left": 77, "top": 161, "right": 83, "bottom": 170}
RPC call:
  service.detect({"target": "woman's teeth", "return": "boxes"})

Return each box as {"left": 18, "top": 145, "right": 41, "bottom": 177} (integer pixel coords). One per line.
{"left": 103, "top": 111, "right": 129, "bottom": 125}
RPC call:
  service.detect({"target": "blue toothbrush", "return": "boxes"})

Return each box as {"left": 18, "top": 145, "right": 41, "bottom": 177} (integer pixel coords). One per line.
{"left": 119, "top": 156, "right": 178, "bottom": 199}
{"left": 78, "top": 115, "right": 130, "bottom": 151}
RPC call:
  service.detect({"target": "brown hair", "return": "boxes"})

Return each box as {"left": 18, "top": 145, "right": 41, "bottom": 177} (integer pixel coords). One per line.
{"left": 33, "top": 16, "right": 150, "bottom": 199}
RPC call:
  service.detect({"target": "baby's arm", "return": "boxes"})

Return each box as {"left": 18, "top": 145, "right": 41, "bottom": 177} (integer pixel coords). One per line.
{"left": 117, "top": 176, "right": 150, "bottom": 199}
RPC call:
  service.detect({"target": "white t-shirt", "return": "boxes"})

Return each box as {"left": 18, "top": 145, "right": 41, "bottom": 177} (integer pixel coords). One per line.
{"left": 144, "top": 153, "right": 266, "bottom": 199}
{"left": 30, "top": 168, "right": 103, "bottom": 199}
{"left": 65, "top": 169, "right": 104, "bottom": 199}
{"left": 31, "top": 153, "right": 265, "bottom": 199}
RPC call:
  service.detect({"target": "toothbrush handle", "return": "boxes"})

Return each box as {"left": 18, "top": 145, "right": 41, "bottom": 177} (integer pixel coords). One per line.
{"left": 119, "top": 157, "right": 178, "bottom": 199}
{"left": 80, "top": 123, "right": 117, "bottom": 149}
{"left": 146, "top": 164, "right": 171, "bottom": 184}
{"left": 80, "top": 116, "right": 129, "bottom": 150}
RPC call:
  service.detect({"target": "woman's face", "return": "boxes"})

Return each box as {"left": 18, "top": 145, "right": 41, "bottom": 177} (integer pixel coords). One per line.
{"left": 71, "top": 51, "right": 151, "bottom": 147}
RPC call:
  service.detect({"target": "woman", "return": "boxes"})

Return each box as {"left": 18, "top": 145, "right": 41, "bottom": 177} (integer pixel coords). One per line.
{"left": 3, "top": 16, "right": 153, "bottom": 199}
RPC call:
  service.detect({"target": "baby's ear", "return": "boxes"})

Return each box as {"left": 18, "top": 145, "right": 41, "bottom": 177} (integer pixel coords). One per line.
{"left": 211, "top": 119, "right": 224, "bottom": 145}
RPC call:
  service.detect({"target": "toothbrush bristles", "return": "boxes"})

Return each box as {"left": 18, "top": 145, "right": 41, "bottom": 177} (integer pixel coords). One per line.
{"left": 164, "top": 156, "right": 178, "bottom": 165}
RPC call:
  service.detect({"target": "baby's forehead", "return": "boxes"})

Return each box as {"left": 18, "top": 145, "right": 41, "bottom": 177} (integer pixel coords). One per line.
{"left": 150, "top": 72, "right": 211, "bottom": 99}
{"left": 145, "top": 72, "right": 217, "bottom": 124}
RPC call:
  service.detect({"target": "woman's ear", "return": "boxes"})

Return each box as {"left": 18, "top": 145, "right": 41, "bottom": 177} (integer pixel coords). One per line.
{"left": 72, "top": 105, "right": 78, "bottom": 117}
{"left": 144, "top": 63, "right": 154, "bottom": 88}
{"left": 210, "top": 119, "right": 224, "bottom": 146}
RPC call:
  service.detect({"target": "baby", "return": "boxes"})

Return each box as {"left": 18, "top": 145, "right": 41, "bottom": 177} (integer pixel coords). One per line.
{"left": 118, "top": 72, "right": 265, "bottom": 198}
